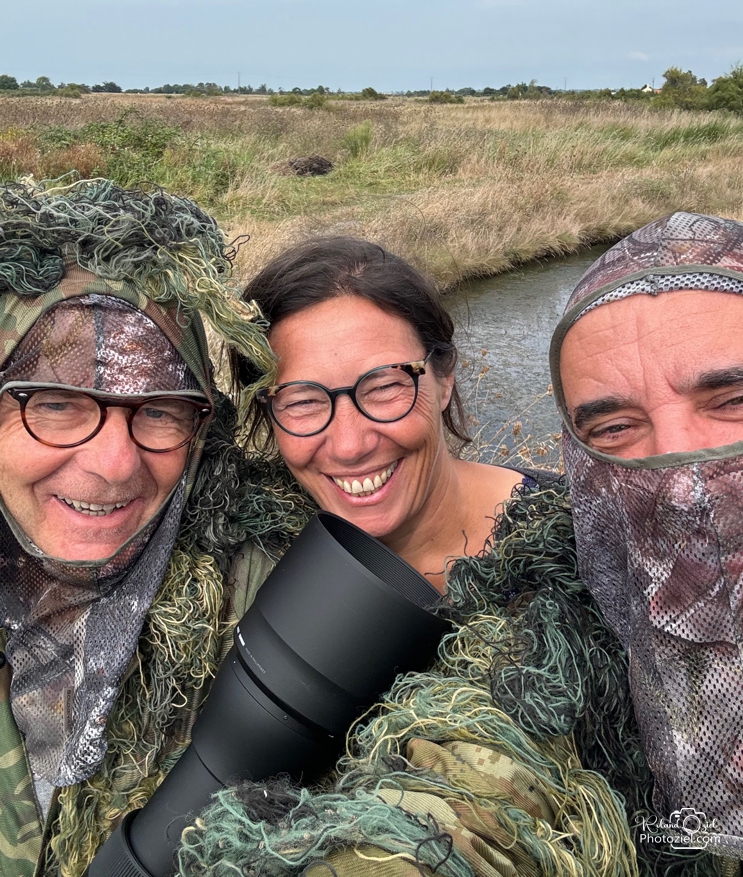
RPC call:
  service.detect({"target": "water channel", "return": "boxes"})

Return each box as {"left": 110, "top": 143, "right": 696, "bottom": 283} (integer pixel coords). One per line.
{"left": 448, "top": 245, "right": 608, "bottom": 467}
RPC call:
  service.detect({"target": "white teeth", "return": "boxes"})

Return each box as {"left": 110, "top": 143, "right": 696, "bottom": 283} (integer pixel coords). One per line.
{"left": 58, "top": 496, "right": 129, "bottom": 516}
{"left": 332, "top": 462, "right": 398, "bottom": 497}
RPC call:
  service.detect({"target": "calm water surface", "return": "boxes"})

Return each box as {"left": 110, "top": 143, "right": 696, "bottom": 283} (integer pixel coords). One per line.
{"left": 448, "top": 246, "right": 608, "bottom": 464}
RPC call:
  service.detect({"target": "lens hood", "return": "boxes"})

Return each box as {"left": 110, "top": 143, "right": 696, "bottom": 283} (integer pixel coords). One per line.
{"left": 90, "top": 512, "right": 450, "bottom": 877}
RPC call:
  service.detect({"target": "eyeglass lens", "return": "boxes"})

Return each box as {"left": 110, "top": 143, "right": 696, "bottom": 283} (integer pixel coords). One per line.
{"left": 271, "top": 366, "right": 418, "bottom": 436}
{"left": 22, "top": 390, "right": 203, "bottom": 451}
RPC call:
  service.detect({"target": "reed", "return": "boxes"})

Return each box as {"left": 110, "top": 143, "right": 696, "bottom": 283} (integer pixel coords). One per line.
{"left": 2, "top": 94, "right": 743, "bottom": 287}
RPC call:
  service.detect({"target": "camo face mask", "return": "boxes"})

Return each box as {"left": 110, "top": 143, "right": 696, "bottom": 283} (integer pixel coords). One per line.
{"left": 0, "top": 266, "right": 212, "bottom": 790}
{"left": 551, "top": 212, "right": 743, "bottom": 858}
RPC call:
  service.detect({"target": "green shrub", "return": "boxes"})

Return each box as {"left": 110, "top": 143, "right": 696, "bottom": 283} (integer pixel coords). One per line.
{"left": 267, "top": 91, "right": 328, "bottom": 109}
{"left": 304, "top": 92, "right": 328, "bottom": 109}
{"left": 360, "top": 87, "right": 386, "bottom": 101}
{"left": 36, "top": 125, "right": 77, "bottom": 150}
{"left": 342, "top": 121, "right": 373, "bottom": 157}
{"left": 428, "top": 91, "right": 464, "bottom": 104}
{"left": 81, "top": 116, "right": 179, "bottom": 158}
{"left": 707, "top": 66, "right": 743, "bottom": 115}
{"left": 268, "top": 93, "right": 303, "bottom": 107}
{"left": 57, "top": 86, "right": 82, "bottom": 98}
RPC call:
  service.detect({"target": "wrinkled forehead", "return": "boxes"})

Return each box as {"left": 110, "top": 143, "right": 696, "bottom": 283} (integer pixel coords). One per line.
{"left": 0, "top": 294, "right": 199, "bottom": 395}
{"left": 552, "top": 275, "right": 743, "bottom": 424}
{"left": 552, "top": 216, "right": 743, "bottom": 406}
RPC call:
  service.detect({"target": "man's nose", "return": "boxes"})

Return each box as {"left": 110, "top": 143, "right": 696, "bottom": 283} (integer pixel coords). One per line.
{"left": 75, "top": 408, "right": 142, "bottom": 482}
{"left": 649, "top": 413, "right": 707, "bottom": 457}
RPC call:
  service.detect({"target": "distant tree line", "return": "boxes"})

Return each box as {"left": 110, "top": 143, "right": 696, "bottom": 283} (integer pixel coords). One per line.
{"left": 0, "top": 67, "right": 741, "bottom": 114}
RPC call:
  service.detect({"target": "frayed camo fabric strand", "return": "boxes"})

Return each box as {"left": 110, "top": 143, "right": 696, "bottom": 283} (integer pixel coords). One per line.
{"left": 0, "top": 177, "right": 275, "bottom": 387}
{"left": 177, "top": 484, "right": 727, "bottom": 877}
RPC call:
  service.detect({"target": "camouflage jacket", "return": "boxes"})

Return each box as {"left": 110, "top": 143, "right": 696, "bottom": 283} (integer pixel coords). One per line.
{"left": 0, "top": 541, "right": 273, "bottom": 877}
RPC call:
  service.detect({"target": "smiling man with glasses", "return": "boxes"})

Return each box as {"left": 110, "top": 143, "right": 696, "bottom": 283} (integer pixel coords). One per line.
{"left": 0, "top": 178, "right": 304, "bottom": 877}
{"left": 0, "top": 294, "right": 214, "bottom": 562}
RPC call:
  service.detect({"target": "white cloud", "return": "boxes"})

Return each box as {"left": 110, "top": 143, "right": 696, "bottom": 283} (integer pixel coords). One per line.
{"left": 628, "top": 51, "right": 651, "bottom": 61}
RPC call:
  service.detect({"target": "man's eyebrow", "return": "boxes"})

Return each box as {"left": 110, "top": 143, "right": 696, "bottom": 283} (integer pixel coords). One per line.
{"left": 572, "top": 397, "right": 632, "bottom": 431}
{"left": 688, "top": 367, "right": 743, "bottom": 392}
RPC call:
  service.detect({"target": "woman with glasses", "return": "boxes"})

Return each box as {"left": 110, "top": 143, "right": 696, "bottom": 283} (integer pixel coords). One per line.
{"left": 199, "top": 238, "right": 642, "bottom": 877}
{"left": 240, "top": 237, "right": 531, "bottom": 592}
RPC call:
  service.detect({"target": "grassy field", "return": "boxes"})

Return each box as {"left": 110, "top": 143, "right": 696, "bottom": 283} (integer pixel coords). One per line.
{"left": 2, "top": 94, "right": 743, "bottom": 287}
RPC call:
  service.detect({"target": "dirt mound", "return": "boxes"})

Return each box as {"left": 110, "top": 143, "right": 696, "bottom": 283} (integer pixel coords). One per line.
{"left": 270, "top": 155, "right": 333, "bottom": 177}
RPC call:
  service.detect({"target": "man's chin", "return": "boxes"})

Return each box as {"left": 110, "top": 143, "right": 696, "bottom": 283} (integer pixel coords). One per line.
{"left": 37, "top": 526, "right": 142, "bottom": 562}
{"left": 49, "top": 542, "right": 133, "bottom": 562}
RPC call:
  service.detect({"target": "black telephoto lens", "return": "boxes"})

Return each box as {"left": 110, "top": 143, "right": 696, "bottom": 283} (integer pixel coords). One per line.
{"left": 86, "top": 511, "right": 450, "bottom": 877}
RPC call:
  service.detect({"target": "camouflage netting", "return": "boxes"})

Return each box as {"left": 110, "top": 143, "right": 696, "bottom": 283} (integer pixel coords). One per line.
{"left": 0, "top": 176, "right": 275, "bottom": 389}
{"left": 550, "top": 212, "right": 743, "bottom": 866}
{"left": 0, "top": 177, "right": 315, "bottom": 876}
{"left": 178, "top": 483, "right": 729, "bottom": 877}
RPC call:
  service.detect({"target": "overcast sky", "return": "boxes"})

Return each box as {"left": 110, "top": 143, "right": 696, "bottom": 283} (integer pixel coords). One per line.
{"left": 1, "top": 0, "right": 741, "bottom": 92}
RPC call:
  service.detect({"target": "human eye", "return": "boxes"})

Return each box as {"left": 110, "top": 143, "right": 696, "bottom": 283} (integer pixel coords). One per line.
{"left": 360, "top": 369, "right": 410, "bottom": 399}
{"left": 273, "top": 385, "right": 328, "bottom": 419}
{"left": 141, "top": 401, "right": 190, "bottom": 422}
{"left": 716, "top": 393, "right": 743, "bottom": 410}
{"left": 132, "top": 399, "right": 198, "bottom": 447}
{"left": 29, "top": 391, "right": 91, "bottom": 417}
{"left": 581, "top": 419, "right": 638, "bottom": 452}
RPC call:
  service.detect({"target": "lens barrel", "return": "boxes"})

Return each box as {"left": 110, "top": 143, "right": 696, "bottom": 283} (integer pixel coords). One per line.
{"left": 86, "top": 512, "right": 450, "bottom": 877}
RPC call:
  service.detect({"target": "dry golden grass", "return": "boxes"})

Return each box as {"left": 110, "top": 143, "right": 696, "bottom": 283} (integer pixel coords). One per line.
{"left": 3, "top": 94, "right": 743, "bottom": 287}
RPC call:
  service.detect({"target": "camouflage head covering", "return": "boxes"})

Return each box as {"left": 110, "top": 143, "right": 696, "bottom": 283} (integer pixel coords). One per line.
{"left": 0, "top": 178, "right": 272, "bottom": 791}
{"left": 0, "top": 260, "right": 214, "bottom": 503}
{"left": 550, "top": 212, "right": 743, "bottom": 857}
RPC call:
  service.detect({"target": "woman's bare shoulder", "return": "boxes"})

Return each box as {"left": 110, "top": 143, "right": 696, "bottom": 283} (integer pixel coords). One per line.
{"left": 457, "top": 458, "right": 525, "bottom": 504}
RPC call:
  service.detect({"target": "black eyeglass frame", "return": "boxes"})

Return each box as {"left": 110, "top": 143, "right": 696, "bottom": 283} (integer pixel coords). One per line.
{"left": 4, "top": 385, "right": 213, "bottom": 453}
{"left": 256, "top": 353, "right": 432, "bottom": 438}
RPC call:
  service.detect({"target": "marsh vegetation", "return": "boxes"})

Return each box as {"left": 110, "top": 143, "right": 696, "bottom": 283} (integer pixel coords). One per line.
{"left": 2, "top": 94, "right": 743, "bottom": 286}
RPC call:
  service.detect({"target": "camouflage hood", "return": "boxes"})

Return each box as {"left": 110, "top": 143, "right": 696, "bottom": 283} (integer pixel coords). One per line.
{"left": 550, "top": 212, "right": 743, "bottom": 857}
{"left": 0, "top": 260, "right": 214, "bottom": 507}
{"left": 0, "top": 177, "right": 272, "bottom": 792}
{"left": 0, "top": 265, "right": 218, "bottom": 790}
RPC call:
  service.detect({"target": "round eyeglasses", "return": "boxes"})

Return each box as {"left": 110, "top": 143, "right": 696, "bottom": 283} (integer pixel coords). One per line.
{"left": 5, "top": 386, "right": 212, "bottom": 453}
{"left": 257, "top": 355, "right": 430, "bottom": 437}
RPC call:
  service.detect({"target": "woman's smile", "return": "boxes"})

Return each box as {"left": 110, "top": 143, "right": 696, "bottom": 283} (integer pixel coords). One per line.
{"left": 330, "top": 460, "right": 399, "bottom": 498}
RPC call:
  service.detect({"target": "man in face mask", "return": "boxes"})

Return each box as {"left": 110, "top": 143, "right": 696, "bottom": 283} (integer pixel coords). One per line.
{"left": 0, "top": 178, "right": 310, "bottom": 876}
{"left": 551, "top": 212, "right": 743, "bottom": 863}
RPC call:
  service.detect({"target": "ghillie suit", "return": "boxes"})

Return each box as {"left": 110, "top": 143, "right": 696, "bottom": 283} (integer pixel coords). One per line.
{"left": 0, "top": 177, "right": 315, "bottom": 877}
{"left": 178, "top": 482, "right": 732, "bottom": 877}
